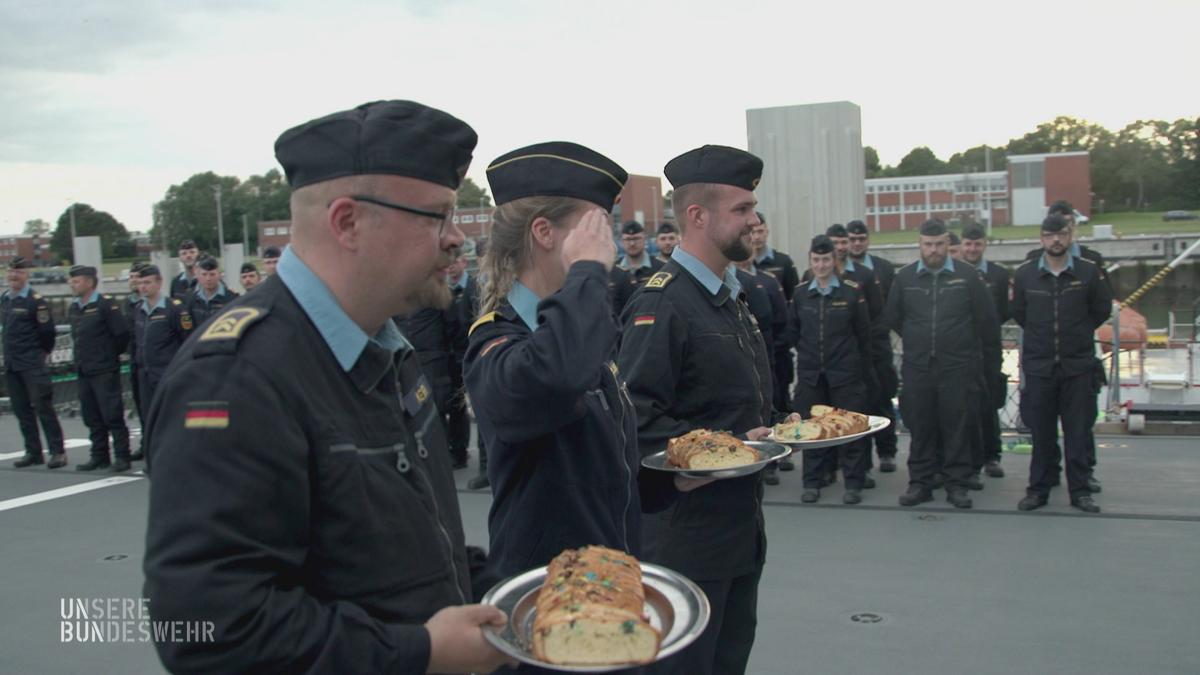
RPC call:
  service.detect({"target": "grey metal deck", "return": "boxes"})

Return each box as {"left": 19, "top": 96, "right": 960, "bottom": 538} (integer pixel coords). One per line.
{"left": 2, "top": 419, "right": 1197, "bottom": 674}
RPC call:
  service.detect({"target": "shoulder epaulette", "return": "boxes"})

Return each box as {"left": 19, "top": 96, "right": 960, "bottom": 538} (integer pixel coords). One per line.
{"left": 760, "top": 269, "right": 777, "bottom": 279}
{"left": 1014, "top": 259, "right": 1038, "bottom": 272}
{"left": 614, "top": 263, "right": 630, "bottom": 272}
{"left": 843, "top": 278, "right": 860, "bottom": 289}
{"left": 644, "top": 271, "right": 673, "bottom": 290}
{"left": 1075, "top": 256, "right": 1097, "bottom": 267}
{"left": 469, "top": 311, "right": 500, "bottom": 337}
{"left": 170, "top": 298, "right": 183, "bottom": 305}
{"left": 992, "top": 261, "right": 1009, "bottom": 270}
{"left": 194, "top": 306, "right": 270, "bottom": 357}
{"left": 32, "top": 293, "right": 42, "bottom": 300}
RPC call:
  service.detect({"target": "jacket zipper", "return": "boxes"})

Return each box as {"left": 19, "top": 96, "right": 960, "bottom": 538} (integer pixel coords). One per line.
{"left": 609, "top": 368, "right": 632, "bottom": 553}
{"left": 931, "top": 274, "right": 939, "bottom": 359}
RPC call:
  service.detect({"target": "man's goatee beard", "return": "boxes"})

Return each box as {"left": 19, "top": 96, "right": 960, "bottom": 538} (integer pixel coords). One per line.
{"left": 417, "top": 278, "right": 453, "bottom": 310}
{"left": 722, "top": 238, "right": 753, "bottom": 263}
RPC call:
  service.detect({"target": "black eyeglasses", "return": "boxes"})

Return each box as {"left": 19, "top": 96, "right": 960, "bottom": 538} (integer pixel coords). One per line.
{"left": 345, "top": 195, "right": 452, "bottom": 237}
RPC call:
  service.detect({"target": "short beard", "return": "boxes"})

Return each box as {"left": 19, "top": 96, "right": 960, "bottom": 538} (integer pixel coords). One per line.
{"left": 922, "top": 253, "right": 945, "bottom": 269}
{"left": 1045, "top": 245, "right": 1067, "bottom": 258}
{"left": 416, "top": 275, "right": 453, "bottom": 310}
{"left": 721, "top": 237, "right": 753, "bottom": 263}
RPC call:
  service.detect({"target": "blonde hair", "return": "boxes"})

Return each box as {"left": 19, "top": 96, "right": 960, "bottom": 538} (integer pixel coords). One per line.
{"left": 477, "top": 195, "right": 588, "bottom": 316}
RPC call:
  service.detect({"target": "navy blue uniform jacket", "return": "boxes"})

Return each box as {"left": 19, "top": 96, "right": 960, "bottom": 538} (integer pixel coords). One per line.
{"left": 464, "top": 261, "right": 644, "bottom": 577}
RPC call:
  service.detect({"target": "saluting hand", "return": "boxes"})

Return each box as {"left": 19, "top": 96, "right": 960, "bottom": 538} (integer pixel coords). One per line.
{"left": 424, "top": 604, "right": 517, "bottom": 674}
{"left": 562, "top": 208, "right": 616, "bottom": 272}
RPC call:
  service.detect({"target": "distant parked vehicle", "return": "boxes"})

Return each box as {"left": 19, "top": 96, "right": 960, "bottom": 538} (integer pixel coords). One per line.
{"left": 1162, "top": 210, "right": 1199, "bottom": 222}
{"left": 1073, "top": 209, "right": 1090, "bottom": 226}
{"left": 29, "top": 270, "right": 68, "bottom": 284}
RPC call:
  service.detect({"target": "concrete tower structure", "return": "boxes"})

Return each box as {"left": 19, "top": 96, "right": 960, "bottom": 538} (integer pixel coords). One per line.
{"left": 746, "top": 102, "right": 865, "bottom": 257}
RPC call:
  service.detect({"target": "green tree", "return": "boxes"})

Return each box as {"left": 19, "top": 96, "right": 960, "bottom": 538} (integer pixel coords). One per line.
{"left": 864, "top": 146, "right": 884, "bottom": 178}
{"left": 23, "top": 218, "right": 51, "bottom": 236}
{"left": 153, "top": 172, "right": 241, "bottom": 254}
{"left": 1006, "top": 116, "right": 1113, "bottom": 155}
{"left": 51, "top": 204, "right": 131, "bottom": 261}
{"left": 895, "top": 146, "right": 947, "bottom": 176}
{"left": 946, "top": 145, "right": 1006, "bottom": 174}
{"left": 456, "top": 177, "right": 491, "bottom": 208}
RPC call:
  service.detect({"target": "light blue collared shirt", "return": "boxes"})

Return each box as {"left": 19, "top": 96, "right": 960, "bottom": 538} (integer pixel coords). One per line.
{"left": 141, "top": 293, "right": 167, "bottom": 315}
{"left": 808, "top": 275, "right": 840, "bottom": 297}
{"left": 754, "top": 245, "right": 776, "bottom": 266}
{"left": 3, "top": 284, "right": 31, "bottom": 300}
{"left": 197, "top": 282, "right": 227, "bottom": 304}
{"left": 673, "top": 247, "right": 741, "bottom": 297}
{"left": 506, "top": 281, "right": 541, "bottom": 332}
{"left": 1070, "top": 241, "right": 1082, "bottom": 258}
{"left": 620, "top": 253, "right": 652, "bottom": 271}
{"left": 72, "top": 290, "right": 101, "bottom": 307}
{"left": 858, "top": 254, "right": 875, "bottom": 270}
{"left": 1038, "top": 253, "right": 1076, "bottom": 277}
{"left": 276, "top": 246, "right": 409, "bottom": 372}
{"left": 977, "top": 259, "right": 990, "bottom": 274}
{"left": 449, "top": 273, "right": 468, "bottom": 292}
{"left": 916, "top": 257, "right": 956, "bottom": 276}
{"left": 844, "top": 258, "right": 856, "bottom": 273}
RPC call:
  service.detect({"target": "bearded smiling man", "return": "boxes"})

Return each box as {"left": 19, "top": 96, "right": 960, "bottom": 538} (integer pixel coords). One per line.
{"left": 142, "top": 100, "right": 513, "bottom": 675}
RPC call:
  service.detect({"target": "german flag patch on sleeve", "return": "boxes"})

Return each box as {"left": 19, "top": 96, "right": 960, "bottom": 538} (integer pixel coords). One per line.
{"left": 185, "top": 401, "right": 229, "bottom": 429}
{"left": 633, "top": 315, "right": 655, "bottom": 326}
{"left": 480, "top": 337, "right": 508, "bottom": 356}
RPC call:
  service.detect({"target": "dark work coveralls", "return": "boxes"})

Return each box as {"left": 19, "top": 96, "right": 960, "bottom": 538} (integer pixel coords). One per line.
{"left": 803, "top": 259, "right": 883, "bottom": 478}
{"left": 885, "top": 258, "right": 1000, "bottom": 492}
{"left": 755, "top": 246, "right": 800, "bottom": 411}
{"left": 789, "top": 276, "right": 874, "bottom": 490}
{"left": 184, "top": 283, "right": 239, "bottom": 331}
{"left": 618, "top": 252, "right": 779, "bottom": 675}
{"left": 133, "top": 295, "right": 194, "bottom": 419}
{"left": 855, "top": 252, "right": 900, "bottom": 460}
{"left": 1, "top": 284, "right": 63, "bottom": 458}
{"left": 1011, "top": 255, "right": 1112, "bottom": 499}
{"left": 68, "top": 291, "right": 132, "bottom": 463}
{"left": 395, "top": 302, "right": 461, "bottom": 464}
{"left": 970, "top": 259, "right": 1011, "bottom": 470}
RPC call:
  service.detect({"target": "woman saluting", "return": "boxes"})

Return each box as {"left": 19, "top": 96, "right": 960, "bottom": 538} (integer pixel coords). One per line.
{"left": 464, "top": 142, "right": 661, "bottom": 582}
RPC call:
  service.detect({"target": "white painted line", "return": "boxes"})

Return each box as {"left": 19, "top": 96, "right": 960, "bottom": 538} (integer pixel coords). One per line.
{"left": 0, "top": 476, "right": 143, "bottom": 512}
{"left": 1, "top": 438, "right": 119, "bottom": 461}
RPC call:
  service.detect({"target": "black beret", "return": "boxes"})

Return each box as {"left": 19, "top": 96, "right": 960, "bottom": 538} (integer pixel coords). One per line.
{"left": 961, "top": 223, "right": 986, "bottom": 240}
{"left": 846, "top": 220, "right": 868, "bottom": 235}
{"left": 487, "top": 141, "right": 628, "bottom": 211}
{"left": 1047, "top": 199, "right": 1074, "bottom": 217}
{"left": 621, "top": 221, "right": 645, "bottom": 236}
{"left": 240, "top": 262, "right": 259, "bottom": 274}
{"left": 656, "top": 222, "right": 678, "bottom": 235}
{"left": 275, "top": 100, "right": 477, "bottom": 191}
{"left": 69, "top": 265, "right": 97, "bottom": 277}
{"left": 825, "top": 223, "right": 848, "bottom": 238}
{"left": 810, "top": 235, "right": 835, "bottom": 255}
{"left": 178, "top": 239, "right": 197, "bottom": 250}
{"left": 261, "top": 246, "right": 282, "bottom": 259}
{"left": 130, "top": 263, "right": 146, "bottom": 274}
{"left": 195, "top": 256, "right": 219, "bottom": 271}
{"left": 948, "top": 231, "right": 961, "bottom": 245}
{"left": 139, "top": 265, "right": 161, "bottom": 278}
{"left": 1042, "top": 214, "right": 1070, "bottom": 233}
{"left": 664, "top": 145, "right": 763, "bottom": 191}
{"left": 8, "top": 256, "right": 33, "bottom": 269}
{"left": 919, "top": 219, "right": 947, "bottom": 236}
{"left": 755, "top": 211, "right": 767, "bottom": 224}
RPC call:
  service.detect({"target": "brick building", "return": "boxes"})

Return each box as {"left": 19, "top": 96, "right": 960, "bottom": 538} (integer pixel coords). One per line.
{"left": 0, "top": 235, "right": 50, "bottom": 264}
{"left": 863, "top": 151, "right": 1091, "bottom": 232}
{"left": 256, "top": 220, "right": 294, "bottom": 254}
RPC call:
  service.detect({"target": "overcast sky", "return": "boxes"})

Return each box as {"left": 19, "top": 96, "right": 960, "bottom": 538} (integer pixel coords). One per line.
{"left": 2, "top": 0, "right": 1197, "bottom": 234}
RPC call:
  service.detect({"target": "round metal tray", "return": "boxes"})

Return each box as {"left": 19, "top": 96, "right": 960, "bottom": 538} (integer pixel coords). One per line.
{"left": 768, "top": 415, "right": 891, "bottom": 449}
{"left": 641, "top": 440, "right": 791, "bottom": 479}
{"left": 481, "top": 562, "right": 710, "bottom": 672}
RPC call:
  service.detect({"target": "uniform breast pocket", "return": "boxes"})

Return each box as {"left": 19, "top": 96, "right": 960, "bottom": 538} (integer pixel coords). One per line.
{"left": 688, "top": 331, "right": 746, "bottom": 394}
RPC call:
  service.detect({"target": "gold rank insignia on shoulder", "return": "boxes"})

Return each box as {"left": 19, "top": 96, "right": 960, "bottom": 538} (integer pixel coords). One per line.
{"left": 199, "top": 307, "right": 263, "bottom": 341}
{"left": 645, "top": 272, "right": 672, "bottom": 289}
{"left": 185, "top": 401, "right": 229, "bottom": 429}
{"left": 469, "top": 311, "right": 500, "bottom": 337}
{"left": 171, "top": 298, "right": 182, "bottom": 305}
{"left": 843, "top": 279, "right": 859, "bottom": 288}
{"left": 32, "top": 293, "right": 42, "bottom": 300}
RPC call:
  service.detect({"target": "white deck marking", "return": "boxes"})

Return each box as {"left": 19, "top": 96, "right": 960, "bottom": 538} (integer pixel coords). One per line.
{"left": 0, "top": 475, "right": 143, "bottom": 512}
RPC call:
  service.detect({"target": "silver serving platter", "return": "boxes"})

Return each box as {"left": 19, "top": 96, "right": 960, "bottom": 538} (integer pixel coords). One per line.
{"left": 767, "top": 415, "right": 891, "bottom": 449}
{"left": 641, "top": 440, "right": 792, "bottom": 479}
{"left": 481, "top": 562, "right": 710, "bottom": 672}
